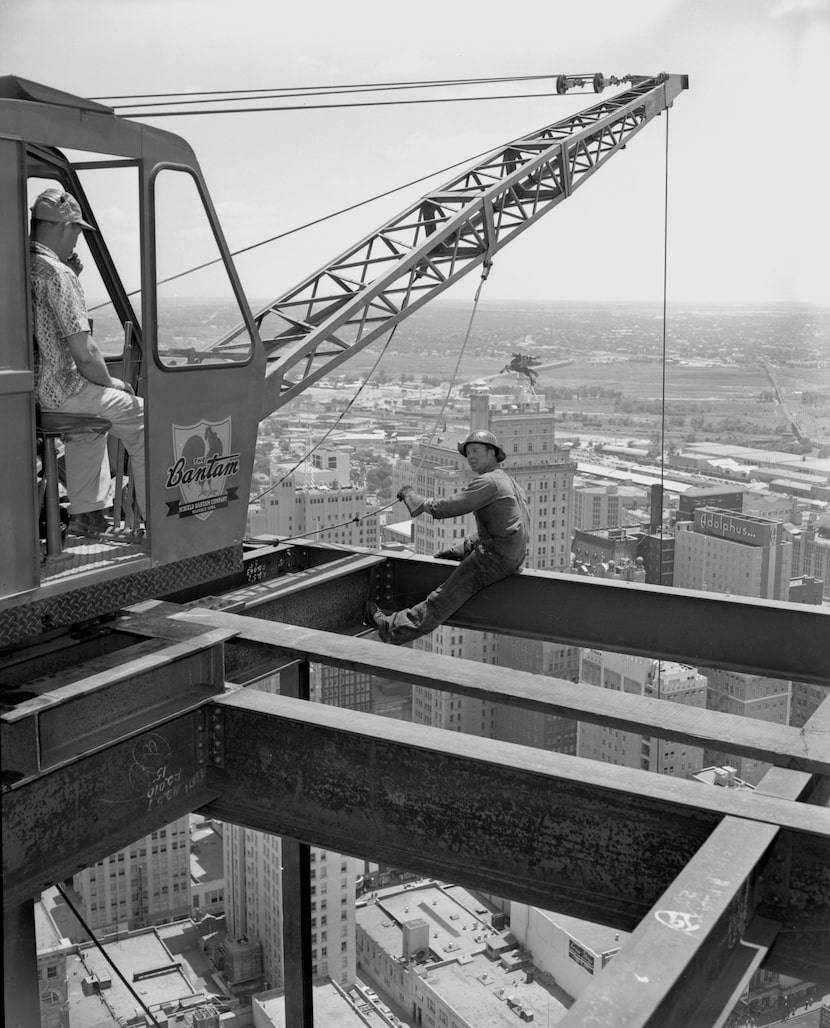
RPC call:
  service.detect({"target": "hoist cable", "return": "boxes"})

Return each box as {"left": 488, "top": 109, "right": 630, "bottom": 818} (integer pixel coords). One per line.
{"left": 93, "top": 72, "right": 600, "bottom": 103}
{"left": 250, "top": 256, "right": 494, "bottom": 549}
{"left": 655, "top": 108, "right": 672, "bottom": 708}
{"left": 247, "top": 324, "right": 399, "bottom": 506}
{"left": 55, "top": 883, "right": 161, "bottom": 1025}
{"left": 87, "top": 142, "right": 497, "bottom": 314}
{"left": 117, "top": 89, "right": 592, "bottom": 119}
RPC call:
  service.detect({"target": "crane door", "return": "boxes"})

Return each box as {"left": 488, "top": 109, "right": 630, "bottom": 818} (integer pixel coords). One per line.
{"left": 144, "top": 166, "right": 264, "bottom": 567}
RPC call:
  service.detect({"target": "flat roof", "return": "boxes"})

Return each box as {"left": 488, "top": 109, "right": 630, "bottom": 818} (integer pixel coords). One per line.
{"left": 373, "top": 882, "right": 498, "bottom": 961}
{"left": 422, "top": 951, "right": 567, "bottom": 1027}
{"left": 69, "top": 929, "right": 199, "bottom": 1022}
{"left": 255, "top": 980, "right": 371, "bottom": 1027}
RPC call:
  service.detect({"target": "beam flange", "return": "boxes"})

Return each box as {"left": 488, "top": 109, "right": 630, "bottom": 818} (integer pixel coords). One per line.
{"left": 169, "top": 608, "right": 830, "bottom": 775}
{"left": 380, "top": 554, "right": 830, "bottom": 685}
{"left": 200, "top": 689, "right": 830, "bottom": 974}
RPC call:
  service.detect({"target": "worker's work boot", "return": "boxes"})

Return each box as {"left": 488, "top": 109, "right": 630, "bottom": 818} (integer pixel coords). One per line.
{"left": 364, "top": 601, "right": 388, "bottom": 634}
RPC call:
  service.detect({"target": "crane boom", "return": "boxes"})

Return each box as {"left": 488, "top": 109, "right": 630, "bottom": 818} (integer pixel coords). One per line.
{"left": 212, "top": 74, "right": 687, "bottom": 419}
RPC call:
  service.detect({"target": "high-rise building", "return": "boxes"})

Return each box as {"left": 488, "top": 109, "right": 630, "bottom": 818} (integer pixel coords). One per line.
{"left": 578, "top": 651, "right": 708, "bottom": 777}
{"left": 221, "top": 826, "right": 359, "bottom": 992}
{"left": 676, "top": 485, "right": 745, "bottom": 522}
{"left": 673, "top": 508, "right": 792, "bottom": 600}
{"left": 495, "top": 635, "right": 580, "bottom": 754}
{"left": 247, "top": 450, "right": 378, "bottom": 550}
{"left": 72, "top": 816, "right": 192, "bottom": 933}
{"left": 702, "top": 670, "right": 791, "bottom": 785}
{"left": 572, "top": 481, "right": 647, "bottom": 532}
{"left": 788, "top": 516, "right": 830, "bottom": 600}
{"left": 220, "top": 666, "right": 361, "bottom": 993}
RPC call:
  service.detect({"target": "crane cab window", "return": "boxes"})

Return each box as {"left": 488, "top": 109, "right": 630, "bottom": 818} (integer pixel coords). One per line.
{"left": 153, "top": 168, "right": 253, "bottom": 368}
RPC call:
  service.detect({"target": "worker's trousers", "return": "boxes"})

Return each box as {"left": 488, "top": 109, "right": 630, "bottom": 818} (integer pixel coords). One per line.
{"left": 376, "top": 545, "right": 523, "bottom": 646}
{"left": 54, "top": 381, "right": 146, "bottom": 518}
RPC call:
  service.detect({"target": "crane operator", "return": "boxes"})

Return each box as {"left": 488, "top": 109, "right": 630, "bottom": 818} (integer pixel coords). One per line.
{"left": 30, "top": 188, "right": 146, "bottom": 537}
{"left": 366, "top": 430, "right": 530, "bottom": 645}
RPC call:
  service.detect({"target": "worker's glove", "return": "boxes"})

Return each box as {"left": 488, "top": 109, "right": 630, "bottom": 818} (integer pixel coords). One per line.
{"left": 397, "top": 485, "right": 426, "bottom": 516}
{"left": 434, "top": 546, "right": 464, "bottom": 562}
{"left": 65, "top": 251, "right": 84, "bottom": 276}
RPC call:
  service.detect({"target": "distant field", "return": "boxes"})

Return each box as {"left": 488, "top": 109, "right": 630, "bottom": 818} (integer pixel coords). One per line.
{"left": 353, "top": 354, "right": 778, "bottom": 400}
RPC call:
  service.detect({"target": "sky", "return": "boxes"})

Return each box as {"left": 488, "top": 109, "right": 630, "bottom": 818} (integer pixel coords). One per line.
{"left": 3, "top": 0, "right": 829, "bottom": 306}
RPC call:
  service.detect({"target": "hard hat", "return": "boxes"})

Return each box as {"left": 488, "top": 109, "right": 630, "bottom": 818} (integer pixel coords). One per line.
{"left": 457, "top": 429, "right": 506, "bottom": 463}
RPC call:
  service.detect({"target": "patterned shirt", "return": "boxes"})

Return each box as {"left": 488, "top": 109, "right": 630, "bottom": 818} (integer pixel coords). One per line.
{"left": 30, "top": 241, "right": 89, "bottom": 408}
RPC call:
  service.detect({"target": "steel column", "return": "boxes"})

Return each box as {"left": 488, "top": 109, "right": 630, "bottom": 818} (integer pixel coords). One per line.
{"left": 3, "top": 900, "right": 39, "bottom": 1028}
{"left": 280, "top": 659, "right": 314, "bottom": 1027}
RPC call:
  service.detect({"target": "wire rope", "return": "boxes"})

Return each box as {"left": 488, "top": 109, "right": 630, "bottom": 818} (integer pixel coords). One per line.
{"left": 55, "top": 883, "right": 161, "bottom": 1025}
{"left": 654, "top": 109, "right": 672, "bottom": 709}
{"left": 117, "top": 89, "right": 592, "bottom": 119}
{"left": 87, "top": 142, "right": 497, "bottom": 314}
{"left": 247, "top": 257, "right": 495, "bottom": 548}
{"left": 93, "top": 72, "right": 600, "bottom": 103}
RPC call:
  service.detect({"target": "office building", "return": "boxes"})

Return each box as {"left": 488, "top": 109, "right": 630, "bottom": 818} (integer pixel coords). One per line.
{"left": 247, "top": 450, "right": 378, "bottom": 550}
{"left": 702, "top": 670, "right": 791, "bottom": 785}
{"left": 788, "top": 516, "right": 830, "bottom": 600}
{"left": 676, "top": 485, "right": 745, "bottom": 522}
{"left": 495, "top": 635, "right": 580, "bottom": 755}
{"left": 578, "top": 651, "right": 707, "bottom": 777}
{"left": 355, "top": 880, "right": 575, "bottom": 1026}
{"left": 572, "top": 481, "right": 647, "bottom": 532}
{"left": 72, "top": 816, "right": 192, "bottom": 933}
{"left": 673, "top": 508, "right": 792, "bottom": 600}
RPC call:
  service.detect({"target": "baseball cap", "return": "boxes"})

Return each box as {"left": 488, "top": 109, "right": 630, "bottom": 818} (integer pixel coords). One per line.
{"left": 31, "top": 188, "right": 96, "bottom": 230}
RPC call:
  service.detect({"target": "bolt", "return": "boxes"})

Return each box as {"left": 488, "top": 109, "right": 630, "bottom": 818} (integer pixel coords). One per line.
{"left": 773, "top": 874, "right": 782, "bottom": 884}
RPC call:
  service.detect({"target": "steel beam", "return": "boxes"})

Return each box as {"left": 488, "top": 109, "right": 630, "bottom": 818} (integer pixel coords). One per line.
{"left": 380, "top": 555, "right": 830, "bottom": 685}
{"left": 560, "top": 817, "right": 780, "bottom": 1028}
{"left": 200, "top": 690, "right": 830, "bottom": 978}
{"left": 2, "top": 710, "right": 217, "bottom": 911}
{"left": 168, "top": 608, "right": 830, "bottom": 775}
{"left": 1, "top": 627, "right": 230, "bottom": 781}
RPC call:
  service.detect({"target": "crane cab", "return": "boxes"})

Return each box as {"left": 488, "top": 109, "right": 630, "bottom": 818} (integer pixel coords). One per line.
{"left": 0, "top": 77, "right": 266, "bottom": 646}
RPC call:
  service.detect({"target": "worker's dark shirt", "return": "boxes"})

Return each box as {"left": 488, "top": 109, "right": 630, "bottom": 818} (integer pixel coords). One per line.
{"left": 418, "top": 469, "right": 530, "bottom": 562}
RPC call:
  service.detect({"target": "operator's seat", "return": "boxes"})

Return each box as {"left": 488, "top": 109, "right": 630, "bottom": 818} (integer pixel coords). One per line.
{"left": 36, "top": 410, "right": 111, "bottom": 555}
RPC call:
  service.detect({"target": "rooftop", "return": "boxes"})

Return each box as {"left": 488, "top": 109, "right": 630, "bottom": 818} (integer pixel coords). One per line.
{"left": 421, "top": 950, "right": 567, "bottom": 1027}
{"left": 67, "top": 927, "right": 201, "bottom": 1024}
{"left": 255, "top": 980, "right": 373, "bottom": 1027}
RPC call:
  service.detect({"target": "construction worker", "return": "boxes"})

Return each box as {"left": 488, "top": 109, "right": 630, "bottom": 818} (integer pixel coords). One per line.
{"left": 366, "top": 430, "right": 530, "bottom": 645}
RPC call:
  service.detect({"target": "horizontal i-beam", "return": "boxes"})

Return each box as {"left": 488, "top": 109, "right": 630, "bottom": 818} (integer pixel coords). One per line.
{"left": 379, "top": 555, "right": 830, "bottom": 686}
{"left": 2, "top": 709, "right": 217, "bottom": 911}
{"left": 201, "top": 689, "right": 830, "bottom": 966}
{"left": 167, "top": 608, "right": 830, "bottom": 775}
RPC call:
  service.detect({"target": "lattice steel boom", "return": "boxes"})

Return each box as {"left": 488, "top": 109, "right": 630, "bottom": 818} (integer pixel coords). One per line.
{"left": 209, "top": 74, "right": 688, "bottom": 418}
